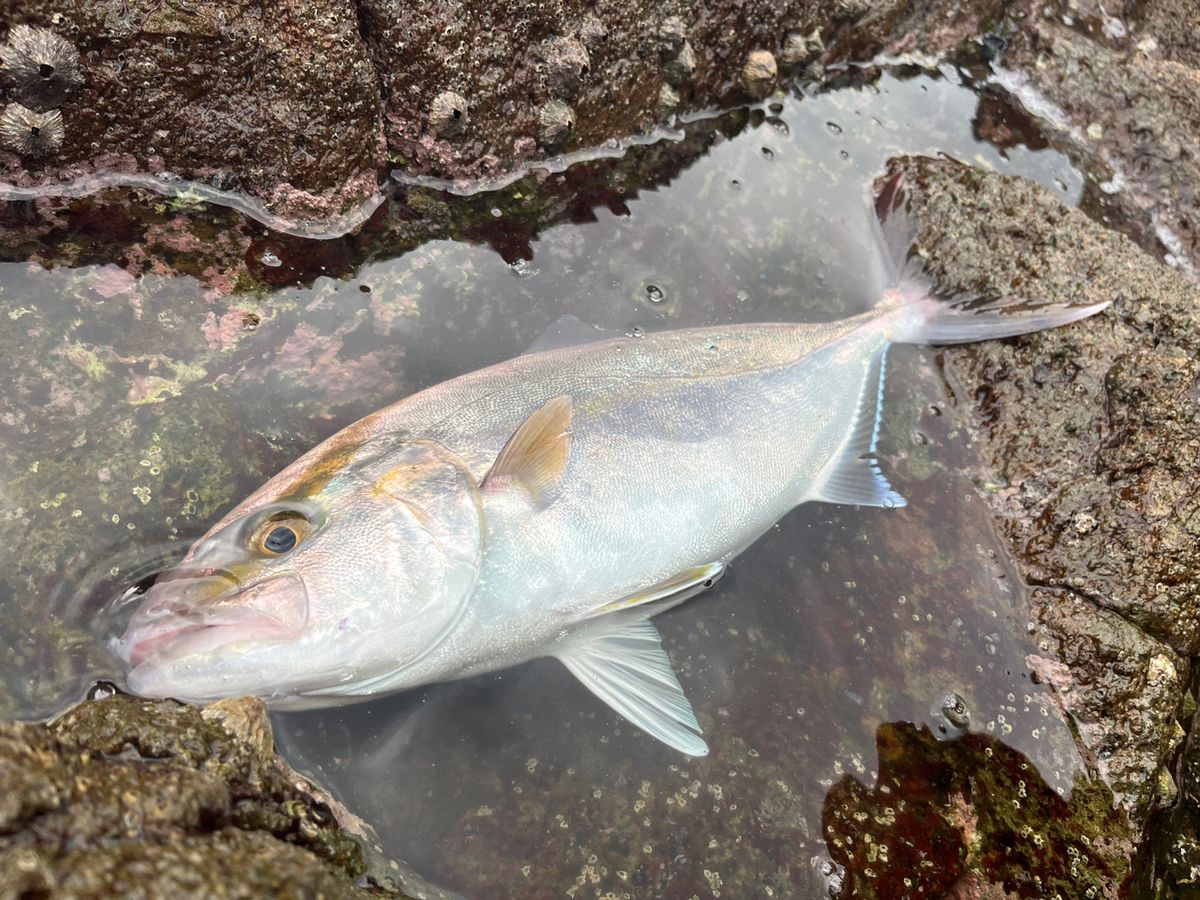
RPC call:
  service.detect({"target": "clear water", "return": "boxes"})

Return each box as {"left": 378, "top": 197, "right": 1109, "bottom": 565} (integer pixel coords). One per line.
{"left": 1, "top": 69, "right": 1091, "bottom": 897}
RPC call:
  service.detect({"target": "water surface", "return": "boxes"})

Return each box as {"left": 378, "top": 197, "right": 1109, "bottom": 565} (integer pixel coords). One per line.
{"left": 0, "top": 69, "right": 1098, "bottom": 897}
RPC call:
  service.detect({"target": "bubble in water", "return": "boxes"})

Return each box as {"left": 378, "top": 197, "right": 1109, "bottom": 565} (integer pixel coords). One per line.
{"left": 730, "top": 178, "right": 743, "bottom": 190}
{"left": 735, "top": 290, "right": 749, "bottom": 303}
{"left": 768, "top": 101, "right": 784, "bottom": 114}
{"left": 839, "top": 149, "right": 850, "bottom": 161}
{"left": 87, "top": 680, "right": 119, "bottom": 701}
{"left": 509, "top": 259, "right": 538, "bottom": 278}
{"left": 826, "top": 121, "right": 843, "bottom": 135}
{"left": 941, "top": 691, "right": 970, "bottom": 727}
{"left": 912, "top": 430, "right": 929, "bottom": 446}
{"left": 260, "top": 251, "right": 282, "bottom": 268}
{"left": 645, "top": 284, "right": 665, "bottom": 303}
{"left": 760, "top": 146, "right": 775, "bottom": 160}
{"left": 768, "top": 118, "right": 790, "bottom": 136}
{"left": 627, "top": 325, "right": 646, "bottom": 339}
{"left": 490, "top": 207, "right": 502, "bottom": 218}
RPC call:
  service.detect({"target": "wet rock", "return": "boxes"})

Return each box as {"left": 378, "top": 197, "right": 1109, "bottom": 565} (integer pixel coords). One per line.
{"left": 892, "top": 154, "right": 1198, "bottom": 819}
{"left": 1000, "top": 16, "right": 1200, "bottom": 267}
{"left": 0, "top": 24, "right": 83, "bottom": 110}
{"left": 2, "top": 1, "right": 385, "bottom": 222}
{"left": 740, "top": 50, "right": 778, "bottom": 99}
{"left": 823, "top": 722, "right": 1133, "bottom": 897}
{"left": 0, "top": 102, "right": 62, "bottom": 156}
{"left": 0, "top": 691, "right": 409, "bottom": 897}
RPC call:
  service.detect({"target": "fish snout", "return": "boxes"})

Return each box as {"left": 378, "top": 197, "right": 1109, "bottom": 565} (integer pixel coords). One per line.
{"left": 117, "top": 572, "right": 309, "bottom": 674}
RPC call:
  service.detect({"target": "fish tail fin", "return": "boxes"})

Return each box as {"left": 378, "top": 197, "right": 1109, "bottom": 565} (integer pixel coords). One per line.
{"left": 869, "top": 170, "right": 1110, "bottom": 345}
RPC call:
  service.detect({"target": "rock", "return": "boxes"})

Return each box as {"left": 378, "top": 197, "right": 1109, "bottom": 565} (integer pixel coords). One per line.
{"left": 1000, "top": 16, "right": 1200, "bottom": 268}
{"left": 823, "top": 722, "right": 1133, "bottom": 897}
{"left": 0, "top": 691, "right": 411, "bottom": 897}
{"left": 891, "top": 154, "right": 1198, "bottom": 821}
{"left": 2, "top": 0, "right": 385, "bottom": 222}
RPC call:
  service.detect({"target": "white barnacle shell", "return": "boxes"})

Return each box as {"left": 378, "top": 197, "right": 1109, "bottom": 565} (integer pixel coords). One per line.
{"left": 429, "top": 91, "right": 468, "bottom": 137}
{"left": 0, "top": 102, "right": 65, "bottom": 156}
{"left": 0, "top": 24, "right": 83, "bottom": 110}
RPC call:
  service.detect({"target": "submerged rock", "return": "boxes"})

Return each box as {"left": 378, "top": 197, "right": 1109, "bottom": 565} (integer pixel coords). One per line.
{"left": 823, "top": 722, "right": 1132, "bottom": 897}
{"left": 0, "top": 691, "right": 410, "bottom": 897}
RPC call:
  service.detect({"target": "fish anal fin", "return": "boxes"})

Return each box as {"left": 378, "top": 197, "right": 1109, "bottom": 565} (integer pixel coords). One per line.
{"left": 584, "top": 562, "right": 725, "bottom": 620}
{"left": 484, "top": 395, "right": 572, "bottom": 505}
{"left": 808, "top": 346, "right": 907, "bottom": 509}
{"left": 555, "top": 620, "right": 708, "bottom": 757}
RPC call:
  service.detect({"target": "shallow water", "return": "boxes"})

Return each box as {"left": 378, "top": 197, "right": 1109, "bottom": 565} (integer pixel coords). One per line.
{"left": 1, "top": 69, "right": 1103, "bottom": 897}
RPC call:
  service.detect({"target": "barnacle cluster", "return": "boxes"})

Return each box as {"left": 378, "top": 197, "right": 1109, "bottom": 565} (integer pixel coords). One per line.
{"left": 0, "top": 23, "right": 81, "bottom": 157}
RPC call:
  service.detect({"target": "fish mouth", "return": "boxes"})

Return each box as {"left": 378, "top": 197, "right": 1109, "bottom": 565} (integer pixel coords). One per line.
{"left": 117, "top": 571, "right": 309, "bottom": 687}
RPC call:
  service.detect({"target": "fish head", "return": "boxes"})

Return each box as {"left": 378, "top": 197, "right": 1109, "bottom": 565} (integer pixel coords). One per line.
{"left": 117, "top": 435, "right": 484, "bottom": 704}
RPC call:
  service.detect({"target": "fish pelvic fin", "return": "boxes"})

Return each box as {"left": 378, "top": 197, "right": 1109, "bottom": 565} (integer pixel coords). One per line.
{"left": 807, "top": 345, "right": 906, "bottom": 510}
{"left": 555, "top": 620, "right": 709, "bottom": 757}
{"left": 580, "top": 562, "right": 725, "bottom": 621}
{"left": 870, "top": 170, "right": 1110, "bottom": 346}
{"left": 483, "top": 395, "right": 572, "bottom": 505}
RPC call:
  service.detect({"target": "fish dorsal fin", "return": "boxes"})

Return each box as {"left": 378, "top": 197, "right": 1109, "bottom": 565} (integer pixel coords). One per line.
{"left": 807, "top": 346, "right": 907, "bottom": 509}
{"left": 483, "top": 395, "right": 572, "bottom": 505}
{"left": 582, "top": 562, "right": 725, "bottom": 621}
{"left": 555, "top": 620, "right": 708, "bottom": 757}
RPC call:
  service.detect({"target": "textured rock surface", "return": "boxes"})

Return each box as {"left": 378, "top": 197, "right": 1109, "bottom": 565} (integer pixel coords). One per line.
{"left": 0, "top": 691, "right": 409, "bottom": 897}
{"left": 0, "top": 0, "right": 1020, "bottom": 218}
{"left": 894, "top": 155, "right": 1198, "bottom": 821}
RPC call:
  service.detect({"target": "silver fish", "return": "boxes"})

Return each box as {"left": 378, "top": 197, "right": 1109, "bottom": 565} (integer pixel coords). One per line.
{"left": 117, "top": 176, "right": 1108, "bottom": 755}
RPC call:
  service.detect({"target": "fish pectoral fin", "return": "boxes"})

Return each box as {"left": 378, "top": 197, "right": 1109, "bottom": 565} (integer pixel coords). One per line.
{"left": 807, "top": 346, "right": 907, "bottom": 509}
{"left": 583, "top": 562, "right": 725, "bottom": 620}
{"left": 483, "top": 395, "right": 572, "bottom": 505}
{"left": 555, "top": 620, "right": 709, "bottom": 757}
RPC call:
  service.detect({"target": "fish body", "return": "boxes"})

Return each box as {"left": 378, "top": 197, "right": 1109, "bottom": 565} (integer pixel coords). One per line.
{"left": 117, "top": 179, "right": 1108, "bottom": 755}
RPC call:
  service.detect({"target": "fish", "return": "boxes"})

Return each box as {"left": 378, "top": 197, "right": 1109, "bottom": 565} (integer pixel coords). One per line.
{"left": 116, "top": 174, "right": 1108, "bottom": 756}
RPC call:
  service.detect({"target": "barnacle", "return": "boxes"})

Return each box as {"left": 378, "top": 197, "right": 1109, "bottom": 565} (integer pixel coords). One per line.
{"left": 539, "top": 100, "right": 575, "bottom": 145}
{"left": 0, "top": 102, "right": 64, "bottom": 156}
{"left": 0, "top": 24, "right": 83, "bottom": 110}
{"left": 740, "top": 50, "right": 777, "bottom": 99}
{"left": 429, "top": 91, "right": 468, "bottom": 137}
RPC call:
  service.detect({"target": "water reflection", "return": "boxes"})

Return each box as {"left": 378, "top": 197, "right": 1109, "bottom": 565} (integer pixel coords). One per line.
{"left": 1, "top": 69, "right": 1091, "bottom": 897}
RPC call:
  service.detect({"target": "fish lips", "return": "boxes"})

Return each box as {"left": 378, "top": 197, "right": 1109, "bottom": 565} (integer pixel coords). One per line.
{"left": 118, "top": 572, "right": 309, "bottom": 695}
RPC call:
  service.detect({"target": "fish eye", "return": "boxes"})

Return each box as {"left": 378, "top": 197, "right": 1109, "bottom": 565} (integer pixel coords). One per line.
{"left": 251, "top": 514, "right": 311, "bottom": 557}
{"left": 264, "top": 525, "right": 297, "bottom": 554}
